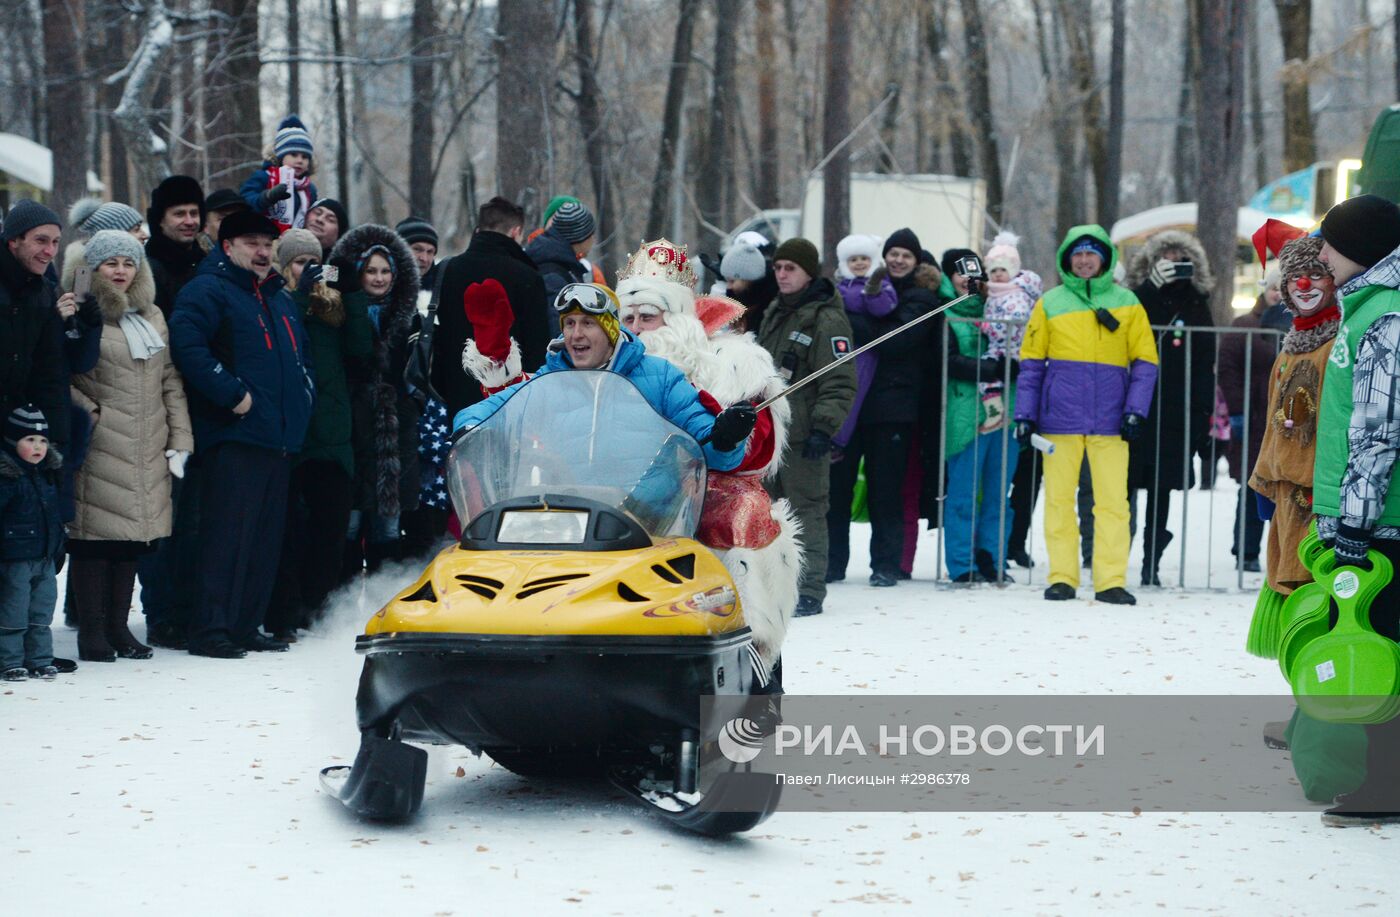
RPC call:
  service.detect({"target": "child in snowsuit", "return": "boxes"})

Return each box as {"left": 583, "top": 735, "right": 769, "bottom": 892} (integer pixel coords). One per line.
{"left": 832, "top": 233, "right": 897, "bottom": 449}
{"left": 978, "top": 231, "right": 1042, "bottom": 433}
{"left": 0, "top": 405, "right": 65, "bottom": 680}
{"left": 239, "top": 115, "right": 320, "bottom": 233}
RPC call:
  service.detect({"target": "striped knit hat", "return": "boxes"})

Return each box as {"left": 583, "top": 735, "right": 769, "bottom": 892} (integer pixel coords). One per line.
{"left": 4, "top": 404, "right": 48, "bottom": 448}
{"left": 274, "top": 115, "right": 314, "bottom": 159}
{"left": 550, "top": 201, "right": 596, "bottom": 244}
{"left": 69, "top": 198, "right": 144, "bottom": 237}
{"left": 395, "top": 216, "right": 438, "bottom": 248}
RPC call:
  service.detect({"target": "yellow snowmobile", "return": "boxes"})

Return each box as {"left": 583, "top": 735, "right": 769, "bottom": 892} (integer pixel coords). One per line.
{"left": 320, "top": 371, "right": 781, "bottom": 835}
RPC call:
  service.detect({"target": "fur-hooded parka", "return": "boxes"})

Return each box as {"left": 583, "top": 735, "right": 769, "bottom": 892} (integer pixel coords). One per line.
{"left": 1124, "top": 230, "right": 1215, "bottom": 295}
{"left": 329, "top": 224, "right": 423, "bottom": 519}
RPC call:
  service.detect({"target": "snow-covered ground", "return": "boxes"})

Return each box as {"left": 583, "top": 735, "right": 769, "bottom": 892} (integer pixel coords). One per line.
{"left": 6, "top": 482, "right": 1396, "bottom": 914}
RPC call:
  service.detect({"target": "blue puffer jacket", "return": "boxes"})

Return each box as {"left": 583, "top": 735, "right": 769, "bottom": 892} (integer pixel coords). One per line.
{"left": 453, "top": 333, "right": 745, "bottom": 471}
{"left": 0, "top": 450, "right": 64, "bottom": 563}
{"left": 169, "top": 250, "right": 315, "bottom": 454}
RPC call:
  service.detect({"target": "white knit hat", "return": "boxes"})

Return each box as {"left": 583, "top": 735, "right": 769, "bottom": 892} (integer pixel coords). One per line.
{"left": 83, "top": 229, "right": 144, "bottom": 269}
{"left": 983, "top": 230, "right": 1022, "bottom": 275}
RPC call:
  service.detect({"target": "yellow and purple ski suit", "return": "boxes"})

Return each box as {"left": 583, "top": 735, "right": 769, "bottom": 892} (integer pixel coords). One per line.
{"left": 1015, "top": 225, "right": 1159, "bottom": 591}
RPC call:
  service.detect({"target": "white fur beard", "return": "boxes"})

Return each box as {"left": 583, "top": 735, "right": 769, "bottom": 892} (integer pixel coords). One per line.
{"left": 637, "top": 317, "right": 711, "bottom": 382}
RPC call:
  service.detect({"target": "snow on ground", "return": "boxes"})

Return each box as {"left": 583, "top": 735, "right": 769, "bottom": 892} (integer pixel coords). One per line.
{"left": 6, "top": 479, "right": 1396, "bottom": 914}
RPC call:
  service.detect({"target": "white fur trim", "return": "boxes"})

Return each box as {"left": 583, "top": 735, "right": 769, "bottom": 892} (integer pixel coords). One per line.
{"left": 703, "top": 331, "right": 790, "bottom": 477}
{"left": 462, "top": 337, "right": 522, "bottom": 390}
{"left": 617, "top": 276, "right": 695, "bottom": 317}
{"left": 719, "top": 498, "right": 803, "bottom": 673}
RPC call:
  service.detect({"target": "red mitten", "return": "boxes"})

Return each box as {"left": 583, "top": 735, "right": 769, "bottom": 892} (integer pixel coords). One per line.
{"left": 464, "top": 279, "right": 514, "bottom": 362}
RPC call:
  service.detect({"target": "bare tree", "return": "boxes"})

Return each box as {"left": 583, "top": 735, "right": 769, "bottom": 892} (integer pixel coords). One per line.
{"left": 1196, "top": 0, "right": 1249, "bottom": 325}
{"left": 1173, "top": 0, "right": 1200, "bottom": 203}
{"left": 329, "top": 0, "right": 351, "bottom": 200}
{"left": 409, "top": 0, "right": 438, "bottom": 220}
{"left": 959, "top": 0, "right": 1002, "bottom": 223}
{"left": 569, "top": 0, "right": 613, "bottom": 273}
{"left": 754, "top": 0, "right": 779, "bottom": 208}
{"left": 1274, "top": 0, "right": 1316, "bottom": 172}
{"left": 697, "top": 0, "right": 738, "bottom": 249}
{"left": 1247, "top": 0, "right": 1268, "bottom": 189}
{"left": 205, "top": 0, "right": 262, "bottom": 184}
{"left": 645, "top": 0, "right": 700, "bottom": 239}
{"left": 43, "top": 0, "right": 89, "bottom": 220}
{"left": 1058, "top": 0, "right": 1106, "bottom": 222}
{"left": 495, "top": 0, "right": 555, "bottom": 224}
{"left": 286, "top": 0, "right": 300, "bottom": 113}
{"left": 1032, "top": 0, "right": 1083, "bottom": 237}
{"left": 822, "top": 0, "right": 853, "bottom": 264}
{"left": 1100, "top": 0, "right": 1125, "bottom": 227}
{"left": 923, "top": 0, "right": 973, "bottom": 176}
{"left": 109, "top": 0, "right": 175, "bottom": 197}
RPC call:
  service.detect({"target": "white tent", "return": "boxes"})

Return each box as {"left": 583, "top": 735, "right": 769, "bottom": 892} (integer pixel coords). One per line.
{"left": 0, "top": 132, "right": 104, "bottom": 195}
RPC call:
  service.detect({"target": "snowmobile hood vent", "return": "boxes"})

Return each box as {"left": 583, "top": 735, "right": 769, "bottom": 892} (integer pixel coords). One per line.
{"left": 455, "top": 573, "right": 505, "bottom": 600}
{"left": 516, "top": 573, "right": 589, "bottom": 600}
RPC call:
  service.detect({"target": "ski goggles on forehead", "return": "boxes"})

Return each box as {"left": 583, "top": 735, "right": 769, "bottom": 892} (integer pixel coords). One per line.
{"left": 553, "top": 283, "right": 618, "bottom": 317}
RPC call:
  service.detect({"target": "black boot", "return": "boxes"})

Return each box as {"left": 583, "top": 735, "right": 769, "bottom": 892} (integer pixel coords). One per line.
{"left": 71, "top": 558, "right": 116, "bottom": 663}
{"left": 1141, "top": 531, "right": 1173, "bottom": 587}
{"left": 105, "top": 560, "right": 152, "bottom": 660}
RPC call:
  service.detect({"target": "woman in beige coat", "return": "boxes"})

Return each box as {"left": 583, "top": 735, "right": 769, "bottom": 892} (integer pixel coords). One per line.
{"left": 63, "top": 230, "right": 193, "bottom": 661}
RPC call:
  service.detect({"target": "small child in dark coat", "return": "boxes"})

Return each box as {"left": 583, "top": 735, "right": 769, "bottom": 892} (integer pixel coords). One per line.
{"left": 0, "top": 405, "right": 65, "bottom": 680}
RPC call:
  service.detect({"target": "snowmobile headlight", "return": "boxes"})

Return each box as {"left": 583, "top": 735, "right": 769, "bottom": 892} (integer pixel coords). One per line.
{"left": 497, "top": 509, "right": 590, "bottom": 545}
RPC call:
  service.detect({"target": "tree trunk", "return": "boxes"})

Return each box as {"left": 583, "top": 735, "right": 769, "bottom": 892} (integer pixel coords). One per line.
{"left": 1173, "top": 1, "right": 1199, "bottom": 203}
{"left": 822, "top": 0, "right": 853, "bottom": 266}
{"left": 348, "top": 0, "right": 386, "bottom": 225}
{"left": 924, "top": 0, "right": 973, "bottom": 177}
{"left": 1274, "top": 0, "right": 1315, "bottom": 172}
{"left": 287, "top": 0, "right": 300, "bottom": 114}
{"left": 495, "top": 0, "right": 555, "bottom": 225}
{"left": 409, "top": 0, "right": 437, "bottom": 220}
{"left": 571, "top": 0, "right": 612, "bottom": 273}
{"left": 875, "top": 82, "right": 901, "bottom": 174}
{"left": 205, "top": 0, "right": 263, "bottom": 185}
{"left": 111, "top": 2, "right": 174, "bottom": 199}
{"left": 754, "top": 0, "right": 779, "bottom": 208}
{"left": 959, "top": 0, "right": 1002, "bottom": 224}
{"left": 1059, "top": 0, "right": 1105, "bottom": 222}
{"left": 1196, "top": 0, "right": 1249, "bottom": 326}
{"left": 42, "top": 0, "right": 89, "bottom": 220}
{"left": 697, "top": 0, "right": 738, "bottom": 249}
{"left": 1100, "top": 0, "right": 1125, "bottom": 228}
{"left": 645, "top": 0, "right": 700, "bottom": 239}
{"left": 1032, "top": 0, "right": 1082, "bottom": 236}
{"left": 330, "top": 0, "right": 351, "bottom": 200}
{"left": 1247, "top": 0, "right": 1268, "bottom": 190}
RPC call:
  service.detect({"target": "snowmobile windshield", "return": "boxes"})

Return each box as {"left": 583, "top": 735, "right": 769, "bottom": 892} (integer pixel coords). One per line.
{"left": 447, "top": 371, "right": 708, "bottom": 540}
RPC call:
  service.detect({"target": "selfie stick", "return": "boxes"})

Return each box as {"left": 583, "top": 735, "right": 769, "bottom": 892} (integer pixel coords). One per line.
{"left": 753, "top": 291, "right": 977, "bottom": 413}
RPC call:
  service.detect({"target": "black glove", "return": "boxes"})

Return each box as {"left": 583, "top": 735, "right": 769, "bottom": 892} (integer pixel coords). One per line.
{"left": 863, "top": 265, "right": 889, "bottom": 296}
{"left": 258, "top": 184, "right": 292, "bottom": 209}
{"left": 1015, "top": 420, "right": 1036, "bottom": 446}
{"left": 296, "top": 263, "right": 324, "bottom": 294}
{"left": 709, "top": 402, "right": 758, "bottom": 452}
{"left": 328, "top": 256, "right": 359, "bottom": 294}
{"left": 801, "top": 431, "right": 833, "bottom": 461}
{"left": 1119, "top": 413, "right": 1144, "bottom": 442}
{"left": 1333, "top": 523, "right": 1373, "bottom": 570}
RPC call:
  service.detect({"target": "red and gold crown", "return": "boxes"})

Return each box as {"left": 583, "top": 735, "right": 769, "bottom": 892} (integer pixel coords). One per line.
{"left": 618, "top": 238, "right": 697, "bottom": 290}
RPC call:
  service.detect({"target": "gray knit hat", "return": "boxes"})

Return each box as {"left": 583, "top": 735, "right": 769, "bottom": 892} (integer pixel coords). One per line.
{"left": 550, "top": 201, "right": 596, "bottom": 244}
{"left": 276, "top": 228, "right": 322, "bottom": 271}
{"left": 720, "top": 241, "right": 767, "bottom": 282}
{"left": 69, "top": 198, "right": 144, "bottom": 236}
{"left": 4, "top": 199, "right": 62, "bottom": 240}
{"left": 84, "top": 229, "right": 145, "bottom": 270}
{"left": 4, "top": 404, "right": 48, "bottom": 447}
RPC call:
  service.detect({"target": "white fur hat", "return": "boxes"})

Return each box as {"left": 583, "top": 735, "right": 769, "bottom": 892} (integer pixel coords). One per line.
{"left": 984, "top": 230, "right": 1021, "bottom": 275}
{"left": 835, "top": 234, "right": 883, "bottom": 279}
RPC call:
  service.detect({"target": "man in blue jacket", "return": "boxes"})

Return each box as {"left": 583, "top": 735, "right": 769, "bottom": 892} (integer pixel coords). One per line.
{"left": 453, "top": 283, "right": 755, "bottom": 471}
{"left": 169, "top": 211, "right": 314, "bottom": 658}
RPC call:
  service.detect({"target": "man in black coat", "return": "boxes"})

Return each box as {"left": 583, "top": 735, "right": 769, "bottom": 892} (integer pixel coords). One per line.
{"left": 1, "top": 201, "right": 71, "bottom": 451}
{"left": 432, "top": 196, "right": 549, "bottom": 417}
{"left": 145, "top": 175, "right": 207, "bottom": 319}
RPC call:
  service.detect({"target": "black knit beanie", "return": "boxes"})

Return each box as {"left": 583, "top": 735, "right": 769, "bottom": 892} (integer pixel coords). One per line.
{"left": 395, "top": 216, "right": 438, "bottom": 248}
{"left": 1320, "top": 194, "right": 1400, "bottom": 270}
{"left": 773, "top": 237, "right": 821, "bottom": 279}
{"left": 882, "top": 227, "right": 922, "bottom": 259}
{"left": 4, "top": 404, "right": 48, "bottom": 448}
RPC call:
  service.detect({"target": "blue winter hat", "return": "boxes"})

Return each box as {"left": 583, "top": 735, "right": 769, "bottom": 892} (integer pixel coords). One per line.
{"left": 1069, "top": 237, "right": 1109, "bottom": 262}
{"left": 274, "top": 115, "right": 314, "bottom": 160}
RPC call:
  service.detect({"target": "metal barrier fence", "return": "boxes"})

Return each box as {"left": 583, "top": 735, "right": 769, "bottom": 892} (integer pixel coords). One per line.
{"left": 930, "top": 315, "right": 1286, "bottom": 591}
